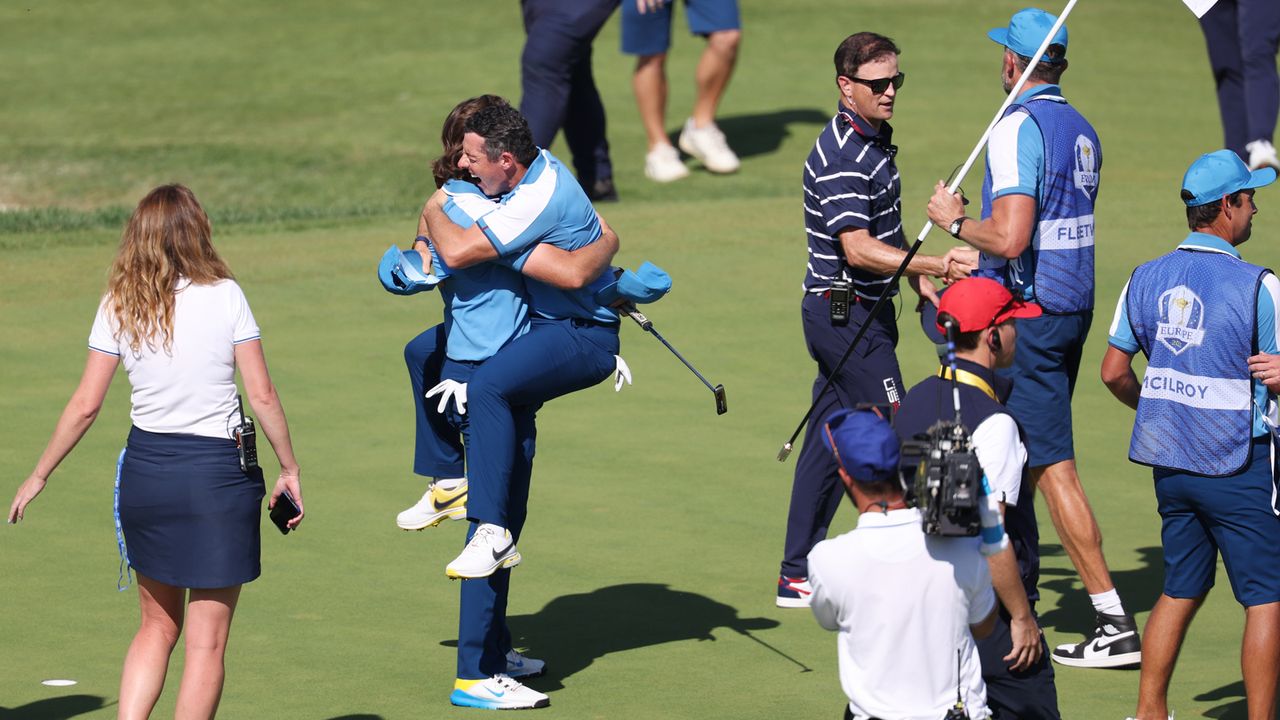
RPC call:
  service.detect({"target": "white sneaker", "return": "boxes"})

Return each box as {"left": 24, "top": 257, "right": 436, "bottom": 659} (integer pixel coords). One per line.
{"left": 644, "top": 144, "right": 689, "bottom": 183}
{"left": 446, "top": 523, "right": 521, "bottom": 579}
{"left": 1247, "top": 139, "right": 1280, "bottom": 171}
{"left": 505, "top": 649, "right": 546, "bottom": 679}
{"left": 395, "top": 479, "right": 468, "bottom": 530}
{"left": 776, "top": 575, "right": 813, "bottom": 608}
{"left": 678, "top": 118, "right": 740, "bottom": 174}
{"left": 450, "top": 674, "right": 549, "bottom": 710}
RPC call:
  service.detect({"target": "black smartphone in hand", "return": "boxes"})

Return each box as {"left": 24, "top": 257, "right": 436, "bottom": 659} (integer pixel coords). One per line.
{"left": 270, "top": 490, "right": 301, "bottom": 535}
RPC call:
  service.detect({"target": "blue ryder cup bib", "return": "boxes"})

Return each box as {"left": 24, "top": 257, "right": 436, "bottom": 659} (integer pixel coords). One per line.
{"left": 1126, "top": 249, "right": 1265, "bottom": 476}
{"left": 980, "top": 95, "right": 1100, "bottom": 313}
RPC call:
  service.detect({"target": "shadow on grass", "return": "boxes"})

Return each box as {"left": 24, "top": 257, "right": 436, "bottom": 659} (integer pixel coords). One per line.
{"left": 1036, "top": 544, "right": 1164, "bottom": 638}
{"left": 664, "top": 108, "right": 830, "bottom": 162}
{"left": 503, "top": 583, "right": 781, "bottom": 690}
{"left": 0, "top": 694, "right": 108, "bottom": 720}
{"left": 324, "top": 715, "right": 386, "bottom": 720}
{"left": 1199, "top": 680, "right": 1245, "bottom": 719}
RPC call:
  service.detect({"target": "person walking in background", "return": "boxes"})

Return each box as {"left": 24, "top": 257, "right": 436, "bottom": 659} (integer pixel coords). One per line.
{"left": 1196, "top": 0, "right": 1280, "bottom": 171}
{"left": 9, "top": 184, "right": 303, "bottom": 719}
{"left": 622, "top": 0, "right": 742, "bottom": 182}
{"left": 926, "top": 7, "right": 1141, "bottom": 669}
{"left": 519, "top": 0, "right": 622, "bottom": 202}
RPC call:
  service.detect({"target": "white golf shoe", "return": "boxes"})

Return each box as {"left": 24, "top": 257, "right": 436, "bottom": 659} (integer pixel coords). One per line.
{"left": 395, "top": 479, "right": 468, "bottom": 530}
{"left": 1247, "top": 139, "right": 1280, "bottom": 171}
{"left": 505, "top": 649, "right": 546, "bottom": 679}
{"left": 450, "top": 674, "right": 549, "bottom": 710}
{"left": 678, "top": 118, "right": 740, "bottom": 174}
{"left": 446, "top": 523, "right": 521, "bottom": 579}
{"left": 644, "top": 144, "right": 689, "bottom": 183}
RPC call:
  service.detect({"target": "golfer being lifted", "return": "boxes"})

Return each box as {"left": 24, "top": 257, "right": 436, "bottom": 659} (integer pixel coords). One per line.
{"left": 926, "top": 6, "right": 1141, "bottom": 668}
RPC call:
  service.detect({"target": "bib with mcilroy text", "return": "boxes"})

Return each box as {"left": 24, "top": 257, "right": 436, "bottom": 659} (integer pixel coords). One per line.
{"left": 1126, "top": 247, "right": 1265, "bottom": 476}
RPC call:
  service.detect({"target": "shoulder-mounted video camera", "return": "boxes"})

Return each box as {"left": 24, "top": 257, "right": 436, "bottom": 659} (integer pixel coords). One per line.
{"left": 904, "top": 420, "right": 982, "bottom": 537}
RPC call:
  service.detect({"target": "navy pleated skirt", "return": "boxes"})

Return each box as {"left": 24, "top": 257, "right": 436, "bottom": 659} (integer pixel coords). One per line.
{"left": 118, "top": 426, "right": 265, "bottom": 589}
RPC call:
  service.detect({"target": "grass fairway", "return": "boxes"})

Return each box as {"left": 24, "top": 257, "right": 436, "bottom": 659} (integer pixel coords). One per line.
{"left": 2, "top": 0, "right": 1275, "bottom": 718}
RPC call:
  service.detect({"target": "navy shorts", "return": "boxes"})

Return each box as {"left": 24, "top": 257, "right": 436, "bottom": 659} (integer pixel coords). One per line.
{"left": 1155, "top": 437, "right": 1280, "bottom": 607}
{"left": 118, "top": 426, "right": 265, "bottom": 589}
{"left": 998, "top": 311, "right": 1092, "bottom": 467}
{"left": 621, "top": 0, "right": 740, "bottom": 56}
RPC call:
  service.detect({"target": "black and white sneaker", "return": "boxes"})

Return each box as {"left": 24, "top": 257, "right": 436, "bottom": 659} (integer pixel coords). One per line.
{"left": 1051, "top": 612, "right": 1142, "bottom": 668}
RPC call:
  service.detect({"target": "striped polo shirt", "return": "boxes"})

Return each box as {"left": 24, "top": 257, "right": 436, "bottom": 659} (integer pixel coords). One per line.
{"left": 802, "top": 104, "right": 905, "bottom": 299}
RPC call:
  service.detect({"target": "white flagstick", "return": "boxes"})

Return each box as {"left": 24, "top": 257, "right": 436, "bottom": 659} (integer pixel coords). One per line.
{"left": 914, "top": 0, "right": 1080, "bottom": 245}
{"left": 1182, "top": 0, "right": 1219, "bottom": 19}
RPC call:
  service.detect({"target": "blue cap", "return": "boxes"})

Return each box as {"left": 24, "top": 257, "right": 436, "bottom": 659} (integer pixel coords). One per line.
{"left": 1181, "top": 149, "right": 1277, "bottom": 207}
{"left": 988, "top": 8, "right": 1068, "bottom": 64}
{"left": 820, "top": 409, "right": 900, "bottom": 484}
{"left": 377, "top": 245, "right": 439, "bottom": 296}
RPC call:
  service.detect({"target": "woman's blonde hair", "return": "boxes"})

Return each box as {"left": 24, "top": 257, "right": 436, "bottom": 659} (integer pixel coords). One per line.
{"left": 106, "top": 184, "right": 233, "bottom": 354}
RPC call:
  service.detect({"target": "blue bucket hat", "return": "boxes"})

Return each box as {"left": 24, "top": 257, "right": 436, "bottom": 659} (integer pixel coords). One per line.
{"left": 820, "top": 408, "right": 901, "bottom": 484}
{"left": 988, "top": 8, "right": 1068, "bottom": 63}
{"left": 1181, "top": 149, "right": 1277, "bottom": 207}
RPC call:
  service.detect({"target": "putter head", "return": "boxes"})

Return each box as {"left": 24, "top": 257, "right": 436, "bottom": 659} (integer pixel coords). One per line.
{"left": 714, "top": 384, "right": 727, "bottom": 415}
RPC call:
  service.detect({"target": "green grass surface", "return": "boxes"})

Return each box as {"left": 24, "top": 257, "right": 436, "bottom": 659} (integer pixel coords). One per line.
{"left": 2, "top": 0, "right": 1275, "bottom": 718}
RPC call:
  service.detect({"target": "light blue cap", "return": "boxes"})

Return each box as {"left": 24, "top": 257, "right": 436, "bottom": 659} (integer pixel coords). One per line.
{"left": 377, "top": 245, "right": 440, "bottom": 296}
{"left": 988, "top": 8, "right": 1068, "bottom": 63}
{"left": 593, "top": 261, "right": 672, "bottom": 306}
{"left": 1181, "top": 149, "right": 1276, "bottom": 207}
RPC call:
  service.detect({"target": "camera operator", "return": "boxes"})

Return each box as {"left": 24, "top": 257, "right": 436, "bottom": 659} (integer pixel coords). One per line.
{"left": 808, "top": 408, "right": 997, "bottom": 720}
{"left": 896, "top": 278, "right": 1060, "bottom": 718}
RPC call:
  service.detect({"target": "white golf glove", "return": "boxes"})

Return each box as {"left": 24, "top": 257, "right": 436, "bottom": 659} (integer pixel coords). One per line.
{"left": 426, "top": 379, "right": 468, "bottom": 415}
{"left": 614, "top": 355, "right": 632, "bottom": 392}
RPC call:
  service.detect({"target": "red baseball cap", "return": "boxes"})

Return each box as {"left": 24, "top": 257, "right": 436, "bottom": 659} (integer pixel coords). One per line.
{"left": 935, "top": 277, "right": 1042, "bottom": 335}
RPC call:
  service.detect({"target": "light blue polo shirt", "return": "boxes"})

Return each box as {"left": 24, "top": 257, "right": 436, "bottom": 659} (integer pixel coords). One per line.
{"left": 437, "top": 180, "right": 530, "bottom": 362}
{"left": 1108, "top": 232, "right": 1280, "bottom": 436}
{"left": 986, "top": 84, "right": 1063, "bottom": 201}
{"left": 473, "top": 149, "right": 616, "bottom": 324}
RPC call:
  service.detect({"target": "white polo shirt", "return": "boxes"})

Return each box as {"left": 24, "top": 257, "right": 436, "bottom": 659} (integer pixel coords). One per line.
{"left": 88, "top": 278, "right": 260, "bottom": 439}
{"left": 808, "top": 507, "right": 995, "bottom": 720}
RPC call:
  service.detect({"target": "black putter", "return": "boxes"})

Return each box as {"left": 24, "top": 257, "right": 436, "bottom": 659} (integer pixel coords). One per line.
{"left": 622, "top": 303, "right": 727, "bottom": 415}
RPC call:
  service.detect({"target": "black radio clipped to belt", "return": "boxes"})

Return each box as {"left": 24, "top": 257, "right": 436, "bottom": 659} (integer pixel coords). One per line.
{"left": 829, "top": 279, "right": 852, "bottom": 326}
{"left": 235, "top": 395, "right": 258, "bottom": 473}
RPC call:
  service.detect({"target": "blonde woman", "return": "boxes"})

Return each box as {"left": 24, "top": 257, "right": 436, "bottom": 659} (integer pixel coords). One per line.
{"left": 8, "top": 184, "right": 303, "bottom": 719}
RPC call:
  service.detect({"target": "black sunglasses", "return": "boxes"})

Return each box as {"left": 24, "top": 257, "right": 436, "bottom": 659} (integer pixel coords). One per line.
{"left": 847, "top": 71, "right": 905, "bottom": 95}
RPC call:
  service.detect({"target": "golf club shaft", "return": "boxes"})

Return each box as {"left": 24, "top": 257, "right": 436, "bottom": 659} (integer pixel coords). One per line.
{"left": 778, "top": 237, "right": 926, "bottom": 461}
{"left": 648, "top": 325, "right": 718, "bottom": 393}
{"left": 910, "top": 0, "right": 1080, "bottom": 244}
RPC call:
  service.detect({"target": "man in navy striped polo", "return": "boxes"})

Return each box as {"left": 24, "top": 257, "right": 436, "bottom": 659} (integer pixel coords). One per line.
{"left": 1101, "top": 149, "right": 1280, "bottom": 720}
{"left": 777, "top": 31, "right": 953, "bottom": 608}
{"left": 925, "top": 8, "right": 1140, "bottom": 668}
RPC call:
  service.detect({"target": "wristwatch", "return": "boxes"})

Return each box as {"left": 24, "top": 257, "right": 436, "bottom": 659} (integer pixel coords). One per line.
{"left": 947, "top": 216, "right": 968, "bottom": 239}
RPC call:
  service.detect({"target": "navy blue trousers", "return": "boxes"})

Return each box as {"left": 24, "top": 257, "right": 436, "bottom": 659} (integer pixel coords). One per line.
{"left": 781, "top": 294, "right": 903, "bottom": 578}
{"left": 520, "top": 0, "right": 619, "bottom": 188}
{"left": 440, "top": 359, "right": 539, "bottom": 680}
{"left": 404, "top": 324, "right": 465, "bottom": 478}
{"left": 465, "top": 317, "right": 618, "bottom": 528}
{"left": 977, "top": 605, "right": 1060, "bottom": 720}
{"left": 1200, "top": 0, "right": 1280, "bottom": 158}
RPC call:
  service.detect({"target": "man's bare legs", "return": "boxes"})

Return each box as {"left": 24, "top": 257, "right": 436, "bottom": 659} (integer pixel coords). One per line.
{"left": 1133, "top": 594, "right": 1201, "bottom": 720}
{"left": 633, "top": 53, "right": 670, "bottom": 153}
{"left": 690, "top": 29, "right": 740, "bottom": 130}
{"left": 1241, "top": 601, "right": 1280, "bottom": 720}
{"left": 1034, "top": 459, "right": 1115, "bottom": 594}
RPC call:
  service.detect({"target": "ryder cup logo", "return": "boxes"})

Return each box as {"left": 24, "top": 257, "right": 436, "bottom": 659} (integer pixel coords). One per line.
{"left": 1073, "top": 135, "right": 1099, "bottom": 199}
{"left": 1155, "top": 286, "right": 1206, "bottom": 355}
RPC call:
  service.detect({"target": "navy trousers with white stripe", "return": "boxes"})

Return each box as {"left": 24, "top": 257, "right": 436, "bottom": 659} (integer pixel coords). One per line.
{"left": 781, "top": 294, "right": 903, "bottom": 579}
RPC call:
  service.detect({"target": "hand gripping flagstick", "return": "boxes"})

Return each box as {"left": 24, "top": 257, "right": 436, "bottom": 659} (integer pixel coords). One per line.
{"left": 778, "top": 0, "right": 1079, "bottom": 461}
